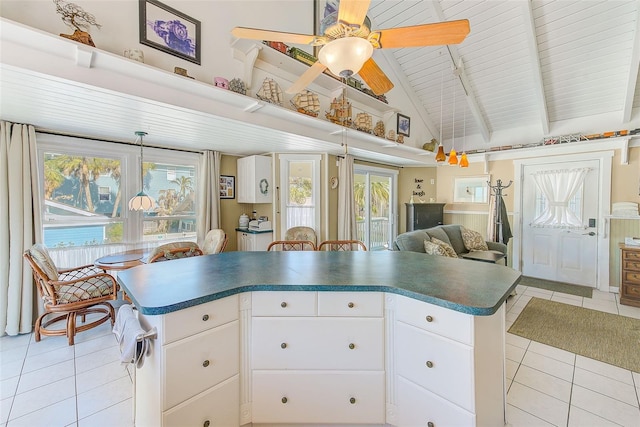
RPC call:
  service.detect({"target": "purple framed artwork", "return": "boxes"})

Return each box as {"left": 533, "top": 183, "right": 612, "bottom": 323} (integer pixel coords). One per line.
{"left": 139, "top": 0, "right": 201, "bottom": 65}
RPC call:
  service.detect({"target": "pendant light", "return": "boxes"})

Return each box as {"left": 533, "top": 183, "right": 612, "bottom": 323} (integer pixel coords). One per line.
{"left": 128, "top": 131, "right": 155, "bottom": 211}
{"left": 448, "top": 78, "right": 458, "bottom": 166}
{"left": 435, "top": 68, "right": 446, "bottom": 162}
{"left": 459, "top": 103, "right": 469, "bottom": 168}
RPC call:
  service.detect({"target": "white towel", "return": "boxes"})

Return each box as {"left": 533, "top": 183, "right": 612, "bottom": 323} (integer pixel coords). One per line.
{"left": 113, "top": 304, "right": 151, "bottom": 368}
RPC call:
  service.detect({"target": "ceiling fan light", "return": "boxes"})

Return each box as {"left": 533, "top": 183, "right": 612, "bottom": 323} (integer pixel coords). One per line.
{"left": 459, "top": 152, "right": 469, "bottom": 168}
{"left": 448, "top": 148, "right": 458, "bottom": 165}
{"left": 128, "top": 192, "right": 155, "bottom": 211}
{"left": 435, "top": 143, "right": 446, "bottom": 162}
{"left": 318, "top": 37, "right": 373, "bottom": 78}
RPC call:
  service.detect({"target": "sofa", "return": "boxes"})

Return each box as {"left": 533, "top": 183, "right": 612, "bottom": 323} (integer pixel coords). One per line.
{"left": 394, "top": 224, "right": 508, "bottom": 264}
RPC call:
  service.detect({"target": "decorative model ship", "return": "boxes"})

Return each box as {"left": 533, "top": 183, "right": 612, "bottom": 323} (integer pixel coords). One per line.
{"left": 291, "top": 90, "right": 320, "bottom": 117}
{"left": 373, "top": 120, "right": 385, "bottom": 138}
{"left": 387, "top": 129, "right": 396, "bottom": 141}
{"left": 256, "top": 78, "right": 283, "bottom": 105}
{"left": 326, "top": 91, "right": 352, "bottom": 127}
{"left": 355, "top": 113, "right": 372, "bottom": 133}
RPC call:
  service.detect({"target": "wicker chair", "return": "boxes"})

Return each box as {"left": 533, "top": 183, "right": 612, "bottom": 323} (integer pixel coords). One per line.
{"left": 317, "top": 240, "right": 368, "bottom": 251}
{"left": 284, "top": 226, "right": 317, "bottom": 246}
{"left": 201, "top": 229, "right": 228, "bottom": 254}
{"left": 148, "top": 242, "right": 203, "bottom": 263}
{"left": 267, "top": 240, "right": 317, "bottom": 251}
{"left": 24, "top": 244, "right": 118, "bottom": 345}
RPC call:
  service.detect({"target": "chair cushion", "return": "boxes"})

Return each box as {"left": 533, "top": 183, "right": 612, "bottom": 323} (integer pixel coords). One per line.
{"left": 395, "top": 230, "right": 431, "bottom": 252}
{"left": 440, "top": 225, "right": 468, "bottom": 256}
{"left": 431, "top": 237, "right": 458, "bottom": 258}
{"left": 149, "top": 242, "right": 199, "bottom": 260}
{"left": 424, "top": 240, "right": 447, "bottom": 256}
{"left": 28, "top": 244, "right": 58, "bottom": 280}
{"left": 56, "top": 276, "right": 114, "bottom": 303}
{"left": 460, "top": 226, "right": 489, "bottom": 252}
{"left": 284, "top": 227, "right": 317, "bottom": 244}
{"left": 424, "top": 228, "right": 453, "bottom": 249}
{"left": 202, "top": 229, "right": 226, "bottom": 254}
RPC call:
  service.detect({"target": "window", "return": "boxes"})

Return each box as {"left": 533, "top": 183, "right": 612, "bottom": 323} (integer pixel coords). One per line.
{"left": 354, "top": 165, "right": 397, "bottom": 250}
{"left": 38, "top": 135, "right": 199, "bottom": 248}
{"left": 279, "top": 154, "right": 321, "bottom": 235}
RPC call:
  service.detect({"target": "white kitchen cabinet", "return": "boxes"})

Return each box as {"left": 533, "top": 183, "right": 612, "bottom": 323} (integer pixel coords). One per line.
{"left": 237, "top": 155, "right": 272, "bottom": 203}
{"left": 391, "top": 294, "right": 506, "bottom": 427}
{"left": 236, "top": 230, "right": 273, "bottom": 251}
{"left": 134, "top": 295, "right": 240, "bottom": 427}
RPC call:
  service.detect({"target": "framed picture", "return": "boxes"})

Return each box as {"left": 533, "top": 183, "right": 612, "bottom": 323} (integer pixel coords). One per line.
{"left": 397, "top": 113, "right": 410, "bottom": 137}
{"left": 453, "top": 175, "right": 490, "bottom": 204}
{"left": 219, "top": 175, "right": 235, "bottom": 199}
{"left": 139, "top": 0, "right": 201, "bottom": 65}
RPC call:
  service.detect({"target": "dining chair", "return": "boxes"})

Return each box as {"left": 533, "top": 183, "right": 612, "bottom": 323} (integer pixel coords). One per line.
{"left": 317, "top": 240, "right": 368, "bottom": 251}
{"left": 284, "top": 226, "right": 317, "bottom": 246}
{"left": 148, "top": 242, "right": 203, "bottom": 263}
{"left": 24, "top": 243, "right": 118, "bottom": 345}
{"left": 201, "top": 229, "right": 228, "bottom": 254}
{"left": 267, "top": 240, "right": 317, "bottom": 251}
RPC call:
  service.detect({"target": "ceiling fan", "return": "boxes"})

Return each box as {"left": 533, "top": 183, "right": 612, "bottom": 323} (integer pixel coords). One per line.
{"left": 231, "top": 0, "right": 469, "bottom": 95}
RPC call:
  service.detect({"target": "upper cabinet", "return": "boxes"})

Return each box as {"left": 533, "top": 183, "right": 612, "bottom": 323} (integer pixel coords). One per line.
{"left": 237, "top": 155, "right": 272, "bottom": 204}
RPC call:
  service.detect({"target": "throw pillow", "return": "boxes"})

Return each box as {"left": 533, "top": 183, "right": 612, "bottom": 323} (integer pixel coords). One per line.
{"left": 460, "top": 226, "right": 489, "bottom": 252}
{"left": 424, "top": 239, "right": 447, "bottom": 256}
{"left": 431, "top": 237, "right": 458, "bottom": 258}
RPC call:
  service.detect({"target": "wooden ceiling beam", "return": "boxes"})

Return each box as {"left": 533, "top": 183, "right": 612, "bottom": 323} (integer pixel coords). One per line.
{"left": 521, "top": 0, "right": 550, "bottom": 135}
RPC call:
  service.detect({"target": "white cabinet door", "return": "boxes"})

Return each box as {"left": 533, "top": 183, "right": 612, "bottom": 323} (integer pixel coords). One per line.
{"left": 396, "top": 375, "right": 475, "bottom": 427}
{"left": 163, "top": 375, "right": 239, "bottom": 427}
{"left": 163, "top": 321, "right": 239, "bottom": 409}
{"left": 237, "top": 155, "right": 271, "bottom": 203}
{"left": 252, "top": 371, "right": 385, "bottom": 424}
{"left": 252, "top": 317, "right": 384, "bottom": 370}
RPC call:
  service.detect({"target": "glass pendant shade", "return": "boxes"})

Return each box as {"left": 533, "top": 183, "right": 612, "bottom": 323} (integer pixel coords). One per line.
{"left": 435, "top": 144, "right": 446, "bottom": 162}
{"left": 128, "top": 192, "right": 155, "bottom": 211}
{"left": 318, "top": 37, "right": 373, "bottom": 78}
{"left": 448, "top": 148, "right": 458, "bottom": 165}
{"left": 459, "top": 152, "right": 469, "bottom": 168}
{"left": 128, "top": 131, "right": 155, "bottom": 211}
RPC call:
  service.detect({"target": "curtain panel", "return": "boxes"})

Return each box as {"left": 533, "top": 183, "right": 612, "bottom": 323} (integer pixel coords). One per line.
{"left": 531, "top": 168, "right": 590, "bottom": 228}
{"left": 337, "top": 154, "right": 356, "bottom": 239}
{"left": 1, "top": 122, "right": 40, "bottom": 336}
{"left": 197, "top": 150, "right": 221, "bottom": 245}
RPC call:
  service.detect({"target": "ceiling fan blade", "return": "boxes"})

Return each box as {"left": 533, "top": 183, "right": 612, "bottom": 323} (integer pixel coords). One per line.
{"left": 377, "top": 19, "right": 470, "bottom": 48}
{"left": 358, "top": 58, "right": 394, "bottom": 95}
{"left": 286, "top": 61, "right": 328, "bottom": 94}
{"left": 337, "top": 0, "right": 371, "bottom": 26}
{"left": 232, "top": 27, "right": 316, "bottom": 45}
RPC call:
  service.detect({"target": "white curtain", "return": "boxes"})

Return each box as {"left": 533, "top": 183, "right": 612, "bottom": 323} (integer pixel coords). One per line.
{"left": 197, "top": 150, "right": 221, "bottom": 245}
{"left": 1, "top": 122, "right": 41, "bottom": 336}
{"left": 337, "top": 154, "right": 356, "bottom": 239}
{"left": 531, "top": 168, "right": 590, "bottom": 228}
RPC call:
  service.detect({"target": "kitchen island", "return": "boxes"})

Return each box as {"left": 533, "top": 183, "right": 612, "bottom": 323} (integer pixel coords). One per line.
{"left": 117, "top": 251, "right": 520, "bottom": 427}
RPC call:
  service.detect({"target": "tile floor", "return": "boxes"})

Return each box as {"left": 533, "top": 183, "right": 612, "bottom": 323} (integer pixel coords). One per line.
{"left": 1, "top": 285, "right": 639, "bottom": 427}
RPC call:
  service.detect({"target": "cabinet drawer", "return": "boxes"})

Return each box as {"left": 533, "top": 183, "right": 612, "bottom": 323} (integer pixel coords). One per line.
{"left": 622, "top": 282, "right": 640, "bottom": 299}
{"left": 252, "top": 371, "right": 385, "bottom": 424}
{"left": 164, "top": 321, "right": 239, "bottom": 409}
{"left": 395, "top": 295, "right": 473, "bottom": 345}
{"left": 623, "top": 249, "right": 640, "bottom": 261}
{"left": 396, "top": 375, "right": 474, "bottom": 427}
{"left": 252, "top": 317, "right": 383, "bottom": 370}
{"left": 252, "top": 291, "right": 317, "bottom": 316}
{"left": 395, "top": 321, "right": 474, "bottom": 412}
{"left": 163, "top": 295, "right": 238, "bottom": 344}
{"left": 317, "top": 292, "right": 383, "bottom": 317}
{"left": 163, "top": 375, "right": 239, "bottom": 427}
{"left": 623, "top": 260, "right": 640, "bottom": 272}
{"left": 623, "top": 270, "right": 640, "bottom": 284}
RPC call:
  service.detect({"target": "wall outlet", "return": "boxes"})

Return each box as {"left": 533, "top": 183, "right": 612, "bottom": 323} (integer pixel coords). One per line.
{"left": 430, "top": 179, "right": 435, "bottom": 185}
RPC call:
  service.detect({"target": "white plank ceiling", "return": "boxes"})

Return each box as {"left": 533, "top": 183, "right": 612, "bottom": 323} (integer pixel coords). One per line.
{"left": 1, "top": 0, "right": 639, "bottom": 165}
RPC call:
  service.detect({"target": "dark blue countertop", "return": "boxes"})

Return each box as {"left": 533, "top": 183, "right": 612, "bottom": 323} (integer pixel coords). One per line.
{"left": 117, "top": 251, "right": 521, "bottom": 316}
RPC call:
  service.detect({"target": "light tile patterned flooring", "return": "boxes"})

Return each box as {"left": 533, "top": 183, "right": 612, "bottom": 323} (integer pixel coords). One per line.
{"left": 1, "top": 285, "right": 639, "bottom": 426}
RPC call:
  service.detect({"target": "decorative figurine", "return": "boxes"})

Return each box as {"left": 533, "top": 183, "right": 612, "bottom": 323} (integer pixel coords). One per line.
{"left": 54, "top": 0, "right": 101, "bottom": 47}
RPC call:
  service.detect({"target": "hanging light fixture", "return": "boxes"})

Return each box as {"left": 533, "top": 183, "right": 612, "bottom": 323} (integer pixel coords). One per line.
{"left": 318, "top": 37, "right": 373, "bottom": 78}
{"left": 128, "top": 131, "right": 155, "bottom": 211}
{"left": 435, "top": 68, "right": 446, "bottom": 163}
{"left": 448, "top": 77, "right": 458, "bottom": 166}
{"left": 459, "top": 102, "right": 469, "bottom": 168}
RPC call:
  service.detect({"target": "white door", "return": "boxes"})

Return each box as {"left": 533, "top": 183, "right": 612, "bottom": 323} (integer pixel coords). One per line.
{"left": 354, "top": 165, "right": 397, "bottom": 251}
{"left": 521, "top": 160, "right": 599, "bottom": 286}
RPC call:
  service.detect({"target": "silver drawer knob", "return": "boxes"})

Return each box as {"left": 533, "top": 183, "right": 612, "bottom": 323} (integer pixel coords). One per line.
{"left": 203, "top": 421, "right": 210, "bottom": 427}
{"left": 426, "top": 361, "right": 434, "bottom": 368}
{"left": 281, "top": 342, "right": 287, "bottom": 349}
{"left": 348, "top": 302, "right": 354, "bottom": 308}
{"left": 426, "top": 315, "right": 434, "bottom": 322}
{"left": 202, "top": 314, "right": 209, "bottom": 321}
{"left": 281, "top": 301, "right": 287, "bottom": 308}
{"left": 428, "top": 422, "right": 435, "bottom": 427}
{"left": 349, "top": 343, "right": 355, "bottom": 350}
{"left": 203, "top": 360, "right": 210, "bottom": 368}
{"left": 281, "top": 397, "right": 288, "bottom": 404}
{"left": 350, "top": 397, "right": 356, "bottom": 404}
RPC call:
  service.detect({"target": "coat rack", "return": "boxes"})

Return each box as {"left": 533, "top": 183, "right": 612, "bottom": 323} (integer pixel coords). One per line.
{"left": 487, "top": 179, "right": 513, "bottom": 243}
